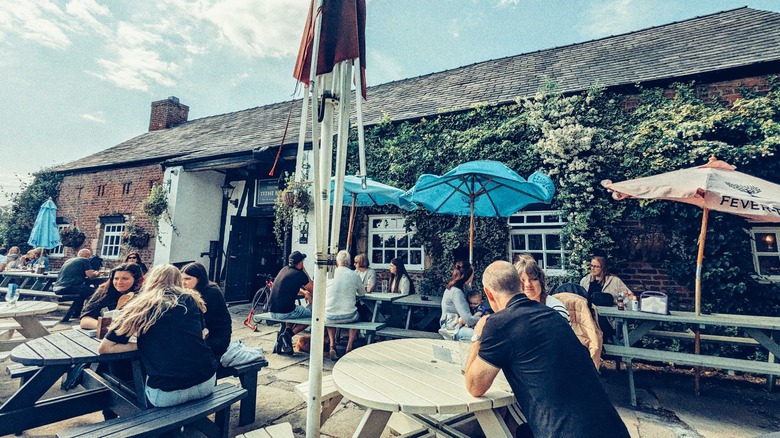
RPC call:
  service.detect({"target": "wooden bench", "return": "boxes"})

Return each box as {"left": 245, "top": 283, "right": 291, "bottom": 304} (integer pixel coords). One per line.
{"left": 56, "top": 382, "right": 246, "bottom": 438}
{"left": 295, "top": 375, "right": 343, "bottom": 427}
{"left": 216, "top": 359, "right": 268, "bottom": 426}
{"left": 603, "top": 344, "right": 780, "bottom": 406}
{"left": 376, "top": 327, "right": 442, "bottom": 340}
{"left": 5, "top": 363, "right": 42, "bottom": 384}
{"left": 238, "top": 422, "right": 294, "bottom": 438}
{"left": 0, "top": 287, "right": 80, "bottom": 302}
{"left": 253, "top": 312, "right": 385, "bottom": 344}
{"left": 645, "top": 329, "right": 759, "bottom": 346}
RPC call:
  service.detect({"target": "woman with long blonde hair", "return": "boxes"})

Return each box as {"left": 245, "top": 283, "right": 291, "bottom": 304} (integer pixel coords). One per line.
{"left": 98, "top": 264, "right": 217, "bottom": 407}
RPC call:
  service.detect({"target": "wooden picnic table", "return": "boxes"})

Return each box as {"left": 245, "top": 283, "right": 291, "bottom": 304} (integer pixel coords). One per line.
{"left": 0, "top": 301, "right": 58, "bottom": 351}
{"left": 2, "top": 328, "right": 144, "bottom": 435}
{"left": 393, "top": 294, "right": 442, "bottom": 330}
{"left": 332, "top": 338, "right": 517, "bottom": 437}
{"left": 360, "top": 292, "right": 408, "bottom": 323}
{"left": 0, "top": 270, "right": 59, "bottom": 291}
{"left": 599, "top": 306, "right": 780, "bottom": 406}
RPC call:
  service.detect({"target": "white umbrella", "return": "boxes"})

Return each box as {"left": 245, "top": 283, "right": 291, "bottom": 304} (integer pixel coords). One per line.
{"left": 602, "top": 155, "right": 780, "bottom": 393}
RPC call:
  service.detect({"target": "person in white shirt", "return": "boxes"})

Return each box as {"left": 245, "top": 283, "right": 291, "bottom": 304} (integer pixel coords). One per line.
{"left": 325, "top": 250, "right": 366, "bottom": 360}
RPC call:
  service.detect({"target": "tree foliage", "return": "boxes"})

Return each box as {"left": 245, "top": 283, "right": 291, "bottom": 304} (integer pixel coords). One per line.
{"left": 0, "top": 170, "right": 63, "bottom": 251}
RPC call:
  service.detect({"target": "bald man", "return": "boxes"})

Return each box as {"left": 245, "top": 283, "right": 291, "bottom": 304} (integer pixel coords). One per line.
{"left": 465, "top": 261, "right": 628, "bottom": 438}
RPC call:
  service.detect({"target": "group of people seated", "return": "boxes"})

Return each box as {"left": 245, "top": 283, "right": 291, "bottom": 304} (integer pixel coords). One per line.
{"left": 0, "top": 246, "right": 50, "bottom": 272}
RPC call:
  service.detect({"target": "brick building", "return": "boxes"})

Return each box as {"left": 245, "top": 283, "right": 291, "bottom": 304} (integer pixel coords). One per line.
{"left": 52, "top": 8, "right": 780, "bottom": 302}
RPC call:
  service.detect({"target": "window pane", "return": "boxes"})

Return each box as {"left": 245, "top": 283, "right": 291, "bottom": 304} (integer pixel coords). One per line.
{"left": 384, "top": 235, "right": 397, "bottom": 248}
{"left": 384, "top": 251, "right": 395, "bottom": 264}
{"left": 373, "top": 234, "right": 383, "bottom": 248}
{"left": 410, "top": 250, "right": 422, "bottom": 265}
{"left": 397, "top": 250, "right": 408, "bottom": 264}
{"left": 371, "top": 219, "right": 382, "bottom": 229}
{"left": 543, "top": 213, "right": 559, "bottom": 223}
{"left": 545, "top": 234, "right": 561, "bottom": 251}
{"left": 528, "top": 235, "right": 543, "bottom": 251}
{"left": 547, "top": 253, "right": 562, "bottom": 269}
{"left": 398, "top": 234, "right": 409, "bottom": 248}
{"left": 531, "top": 253, "right": 544, "bottom": 267}
{"left": 755, "top": 233, "right": 778, "bottom": 253}
{"left": 371, "top": 251, "right": 383, "bottom": 264}
{"left": 758, "top": 256, "right": 780, "bottom": 276}
{"left": 511, "top": 235, "right": 526, "bottom": 251}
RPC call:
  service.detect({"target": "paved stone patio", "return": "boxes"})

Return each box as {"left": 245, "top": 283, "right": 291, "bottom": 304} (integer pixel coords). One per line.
{"left": 1, "top": 302, "right": 778, "bottom": 437}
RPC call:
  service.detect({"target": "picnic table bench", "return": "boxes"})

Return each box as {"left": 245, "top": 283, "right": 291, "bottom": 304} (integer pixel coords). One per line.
{"left": 599, "top": 306, "right": 780, "bottom": 406}
{"left": 252, "top": 312, "right": 385, "bottom": 343}
{"left": 393, "top": 294, "right": 442, "bottom": 330}
{"left": 216, "top": 359, "right": 268, "bottom": 426}
{"left": 56, "top": 383, "right": 246, "bottom": 438}
{"left": 375, "top": 327, "right": 441, "bottom": 340}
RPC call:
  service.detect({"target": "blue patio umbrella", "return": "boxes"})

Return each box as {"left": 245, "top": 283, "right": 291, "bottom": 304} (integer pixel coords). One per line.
{"left": 402, "top": 160, "right": 555, "bottom": 263}
{"left": 330, "top": 175, "right": 417, "bottom": 249}
{"left": 28, "top": 198, "right": 61, "bottom": 267}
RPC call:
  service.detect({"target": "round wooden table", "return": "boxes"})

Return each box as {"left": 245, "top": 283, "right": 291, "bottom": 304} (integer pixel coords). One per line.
{"left": 0, "top": 301, "right": 58, "bottom": 351}
{"left": 332, "top": 338, "right": 516, "bottom": 437}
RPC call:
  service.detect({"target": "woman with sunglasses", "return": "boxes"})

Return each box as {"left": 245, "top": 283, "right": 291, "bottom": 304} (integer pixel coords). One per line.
{"left": 124, "top": 251, "right": 149, "bottom": 274}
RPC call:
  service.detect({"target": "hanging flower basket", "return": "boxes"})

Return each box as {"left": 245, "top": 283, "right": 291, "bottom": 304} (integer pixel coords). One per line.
{"left": 122, "top": 224, "right": 152, "bottom": 249}
{"left": 60, "top": 226, "right": 86, "bottom": 248}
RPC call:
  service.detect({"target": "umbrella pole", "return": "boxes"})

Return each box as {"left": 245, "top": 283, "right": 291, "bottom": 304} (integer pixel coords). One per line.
{"left": 694, "top": 207, "right": 709, "bottom": 396}
{"left": 469, "top": 198, "right": 475, "bottom": 265}
{"left": 347, "top": 193, "right": 357, "bottom": 252}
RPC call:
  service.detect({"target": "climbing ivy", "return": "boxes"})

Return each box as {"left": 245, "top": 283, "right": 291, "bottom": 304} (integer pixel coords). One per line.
{"left": 344, "top": 79, "right": 780, "bottom": 317}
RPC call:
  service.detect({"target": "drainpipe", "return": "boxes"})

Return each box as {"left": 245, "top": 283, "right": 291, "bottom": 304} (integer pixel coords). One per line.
{"left": 216, "top": 182, "right": 230, "bottom": 284}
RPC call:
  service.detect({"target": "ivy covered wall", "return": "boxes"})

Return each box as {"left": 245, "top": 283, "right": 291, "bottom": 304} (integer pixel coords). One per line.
{"left": 344, "top": 77, "right": 780, "bottom": 317}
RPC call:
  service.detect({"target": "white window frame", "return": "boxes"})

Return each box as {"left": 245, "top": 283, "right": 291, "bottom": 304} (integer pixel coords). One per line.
{"left": 367, "top": 214, "right": 424, "bottom": 271}
{"left": 100, "top": 223, "right": 126, "bottom": 260}
{"left": 508, "top": 210, "right": 569, "bottom": 275}
{"left": 49, "top": 224, "right": 70, "bottom": 258}
{"left": 750, "top": 226, "right": 780, "bottom": 280}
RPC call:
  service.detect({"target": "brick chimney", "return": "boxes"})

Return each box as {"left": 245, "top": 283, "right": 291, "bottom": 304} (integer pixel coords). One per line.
{"left": 149, "top": 96, "right": 189, "bottom": 131}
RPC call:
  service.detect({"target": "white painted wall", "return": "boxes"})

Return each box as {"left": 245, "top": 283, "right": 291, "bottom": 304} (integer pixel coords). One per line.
{"left": 154, "top": 166, "right": 225, "bottom": 266}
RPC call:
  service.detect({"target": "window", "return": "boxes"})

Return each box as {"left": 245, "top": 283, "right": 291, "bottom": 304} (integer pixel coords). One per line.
{"left": 751, "top": 227, "right": 780, "bottom": 278}
{"left": 97, "top": 185, "right": 106, "bottom": 197}
{"left": 122, "top": 182, "right": 132, "bottom": 195}
{"left": 508, "top": 210, "right": 569, "bottom": 274}
{"left": 368, "top": 215, "right": 424, "bottom": 270}
{"left": 49, "top": 224, "right": 70, "bottom": 258}
{"left": 101, "top": 223, "right": 126, "bottom": 259}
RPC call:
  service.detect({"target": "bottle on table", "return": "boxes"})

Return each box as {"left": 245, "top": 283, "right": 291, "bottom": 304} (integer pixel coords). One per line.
{"left": 617, "top": 291, "right": 625, "bottom": 311}
{"left": 6, "top": 283, "right": 19, "bottom": 305}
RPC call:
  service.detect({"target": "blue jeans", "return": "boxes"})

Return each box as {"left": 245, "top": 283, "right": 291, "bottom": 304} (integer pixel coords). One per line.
{"left": 325, "top": 310, "right": 359, "bottom": 324}
{"left": 454, "top": 326, "right": 474, "bottom": 341}
{"left": 270, "top": 305, "right": 312, "bottom": 320}
{"left": 145, "top": 373, "right": 216, "bottom": 407}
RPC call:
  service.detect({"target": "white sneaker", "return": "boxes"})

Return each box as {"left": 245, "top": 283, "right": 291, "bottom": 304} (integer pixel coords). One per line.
{"left": 438, "top": 328, "right": 454, "bottom": 341}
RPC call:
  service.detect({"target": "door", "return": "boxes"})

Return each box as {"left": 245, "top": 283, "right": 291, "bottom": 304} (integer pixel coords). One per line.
{"left": 224, "top": 216, "right": 283, "bottom": 303}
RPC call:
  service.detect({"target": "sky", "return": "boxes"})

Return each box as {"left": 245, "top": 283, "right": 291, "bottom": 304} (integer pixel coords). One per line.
{"left": 2, "top": 0, "right": 780, "bottom": 205}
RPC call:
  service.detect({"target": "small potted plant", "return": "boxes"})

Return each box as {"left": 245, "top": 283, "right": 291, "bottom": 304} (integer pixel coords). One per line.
{"left": 122, "top": 223, "right": 152, "bottom": 249}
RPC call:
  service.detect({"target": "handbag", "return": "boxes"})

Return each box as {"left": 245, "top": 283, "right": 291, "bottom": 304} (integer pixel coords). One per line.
{"left": 640, "top": 291, "right": 669, "bottom": 315}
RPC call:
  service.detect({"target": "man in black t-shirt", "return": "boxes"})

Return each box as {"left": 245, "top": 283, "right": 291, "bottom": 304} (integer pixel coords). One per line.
{"left": 53, "top": 248, "right": 99, "bottom": 322}
{"left": 264, "top": 251, "right": 313, "bottom": 355}
{"left": 464, "top": 261, "right": 629, "bottom": 438}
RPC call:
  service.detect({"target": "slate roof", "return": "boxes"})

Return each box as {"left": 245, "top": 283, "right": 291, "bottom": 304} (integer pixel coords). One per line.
{"left": 56, "top": 7, "right": 780, "bottom": 172}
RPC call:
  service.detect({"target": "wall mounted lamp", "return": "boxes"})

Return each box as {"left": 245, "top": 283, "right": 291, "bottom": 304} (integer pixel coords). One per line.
{"left": 221, "top": 183, "right": 238, "bottom": 207}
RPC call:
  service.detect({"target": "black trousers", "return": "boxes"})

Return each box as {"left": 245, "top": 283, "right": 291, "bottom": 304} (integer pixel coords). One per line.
{"left": 56, "top": 284, "right": 95, "bottom": 322}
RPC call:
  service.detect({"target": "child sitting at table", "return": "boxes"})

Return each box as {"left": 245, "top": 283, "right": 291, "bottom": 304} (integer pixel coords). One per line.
{"left": 467, "top": 289, "right": 493, "bottom": 320}
{"left": 98, "top": 264, "right": 217, "bottom": 407}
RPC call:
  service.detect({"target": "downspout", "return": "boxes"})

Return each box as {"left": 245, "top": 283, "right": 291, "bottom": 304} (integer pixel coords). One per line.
{"left": 216, "top": 179, "right": 230, "bottom": 283}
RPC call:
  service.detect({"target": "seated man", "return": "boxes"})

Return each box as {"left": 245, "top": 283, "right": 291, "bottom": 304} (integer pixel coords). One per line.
{"left": 53, "top": 249, "right": 99, "bottom": 322}
{"left": 325, "top": 250, "right": 366, "bottom": 359}
{"left": 263, "top": 251, "right": 313, "bottom": 355}
{"left": 465, "top": 261, "right": 629, "bottom": 438}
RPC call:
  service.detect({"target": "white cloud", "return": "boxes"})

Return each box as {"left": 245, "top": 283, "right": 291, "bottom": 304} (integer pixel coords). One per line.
{"left": 65, "top": 0, "right": 112, "bottom": 37}
{"left": 367, "top": 51, "right": 404, "bottom": 84}
{"left": 92, "top": 46, "right": 179, "bottom": 91}
{"left": 0, "top": 0, "right": 72, "bottom": 49}
{"left": 82, "top": 111, "right": 106, "bottom": 123}
{"left": 497, "top": 0, "right": 520, "bottom": 5}
{"left": 204, "top": 0, "right": 306, "bottom": 57}
{"left": 579, "top": 0, "right": 650, "bottom": 39}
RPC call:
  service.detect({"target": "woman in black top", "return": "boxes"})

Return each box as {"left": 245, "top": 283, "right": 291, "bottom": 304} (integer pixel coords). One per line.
{"left": 124, "top": 252, "right": 149, "bottom": 275}
{"left": 98, "top": 264, "right": 217, "bottom": 407}
{"left": 180, "top": 262, "right": 232, "bottom": 358}
{"left": 80, "top": 263, "right": 143, "bottom": 329}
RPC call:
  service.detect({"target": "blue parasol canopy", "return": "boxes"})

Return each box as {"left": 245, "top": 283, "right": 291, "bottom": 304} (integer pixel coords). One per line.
{"left": 330, "top": 175, "right": 417, "bottom": 210}
{"left": 401, "top": 160, "right": 555, "bottom": 262}
{"left": 28, "top": 198, "right": 61, "bottom": 249}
